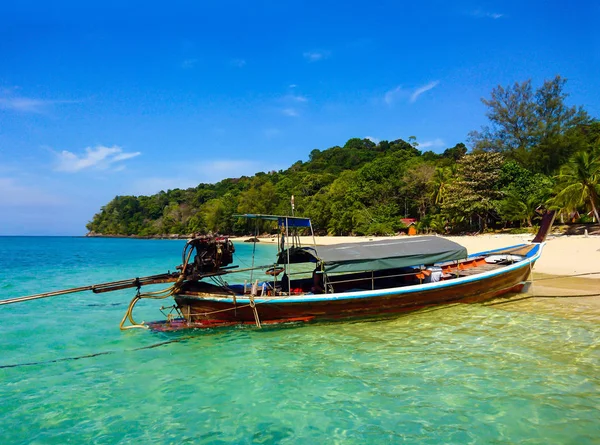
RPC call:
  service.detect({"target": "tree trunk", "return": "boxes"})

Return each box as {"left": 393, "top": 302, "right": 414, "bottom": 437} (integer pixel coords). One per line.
{"left": 589, "top": 186, "right": 600, "bottom": 223}
{"left": 591, "top": 197, "right": 600, "bottom": 224}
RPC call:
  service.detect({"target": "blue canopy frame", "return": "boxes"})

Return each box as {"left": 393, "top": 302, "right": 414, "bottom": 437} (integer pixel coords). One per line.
{"left": 234, "top": 214, "right": 312, "bottom": 228}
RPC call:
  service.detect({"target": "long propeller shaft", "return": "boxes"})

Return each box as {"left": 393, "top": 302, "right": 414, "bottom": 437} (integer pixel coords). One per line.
{"left": 0, "top": 272, "right": 180, "bottom": 306}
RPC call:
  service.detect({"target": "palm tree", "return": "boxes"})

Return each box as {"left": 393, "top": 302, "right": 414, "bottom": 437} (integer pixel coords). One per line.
{"left": 430, "top": 167, "right": 453, "bottom": 206}
{"left": 553, "top": 148, "right": 600, "bottom": 222}
{"left": 428, "top": 214, "right": 447, "bottom": 233}
{"left": 498, "top": 191, "right": 540, "bottom": 227}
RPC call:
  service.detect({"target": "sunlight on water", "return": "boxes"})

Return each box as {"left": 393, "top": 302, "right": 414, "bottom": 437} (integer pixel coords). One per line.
{"left": 1, "top": 237, "right": 599, "bottom": 444}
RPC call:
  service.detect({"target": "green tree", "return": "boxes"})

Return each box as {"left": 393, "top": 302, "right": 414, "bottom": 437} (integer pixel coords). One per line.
{"left": 430, "top": 166, "right": 453, "bottom": 206}
{"left": 443, "top": 152, "right": 504, "bottom": 230}
{"left": 402, "top": 163, "right": 435, "bottom": 219}
{"left": 470, "top": 75, "right": 591, "bottom": 173}
{"left": 442, "top": 143, "right": 467, "bottom": 162}
{"left": 552, "top": 148, "right": 600, "bottom": 222}
{"left": 186, "top": 214, "right": 206, "bottom": 234}
{"left": 497, "top": 191, "right": 539, "bottom": 227}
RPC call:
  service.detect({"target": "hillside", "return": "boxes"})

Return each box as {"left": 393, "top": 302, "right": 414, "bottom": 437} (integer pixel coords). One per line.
{"left": 86, "top": 138, "right": 466, "bottom": 236}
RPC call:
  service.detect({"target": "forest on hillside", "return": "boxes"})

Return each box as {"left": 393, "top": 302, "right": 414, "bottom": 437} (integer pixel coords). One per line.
{"left": 86, "top": 76, "right": 600, "bottom": 236}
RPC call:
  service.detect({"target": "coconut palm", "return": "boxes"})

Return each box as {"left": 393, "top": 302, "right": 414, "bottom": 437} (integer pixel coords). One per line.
{"left": 497, "top": 191, "right": 540, "bottom": 227}
{"left": 428, "top": 214, "right": 447, "bottom": 233}
{"left": 553, "top": 148, "right": 600, "bottom": 222}
{"left": 430, "top": 166, "right": 453, "bottom": 206}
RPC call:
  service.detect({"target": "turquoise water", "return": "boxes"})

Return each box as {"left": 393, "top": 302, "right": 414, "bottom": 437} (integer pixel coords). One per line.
{"left": 1, "top": 237, "right": 599, "bottom": 444}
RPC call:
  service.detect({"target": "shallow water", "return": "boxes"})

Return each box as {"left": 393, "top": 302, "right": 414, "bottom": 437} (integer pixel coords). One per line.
{"left": 1, "top": 237, "right": 599, "bottom": 444}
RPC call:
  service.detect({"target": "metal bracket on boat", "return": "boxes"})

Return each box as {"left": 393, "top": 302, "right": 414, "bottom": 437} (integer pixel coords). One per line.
{"left": 249, "top": 281, "right": 262, "bottom": 328}
{"left": 119, "top": 293, "right": 149, "bottom": 330}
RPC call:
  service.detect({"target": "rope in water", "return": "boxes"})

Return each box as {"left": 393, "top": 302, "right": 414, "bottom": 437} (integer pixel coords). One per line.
{"left": 483, "top": 268, "right": 600, "bottom": 305}
{"left": 0, "top": 336, "right": 195, "bottom": 370}
{"left": 527, "top": 271, "right": 600, "bottom": 281}
{"left": 484, "top": 292, "right": 600, "bottom": 306}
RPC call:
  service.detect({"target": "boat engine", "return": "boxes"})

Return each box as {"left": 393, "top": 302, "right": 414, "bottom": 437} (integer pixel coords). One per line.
{"left": 182, "top": 235, "right": 235, "bottom": 278}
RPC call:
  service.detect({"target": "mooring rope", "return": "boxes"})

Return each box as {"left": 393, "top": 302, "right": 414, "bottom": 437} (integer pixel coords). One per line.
{"left": 0, "top": 336, "right": 195, "bottom": 370}
{"left": 527, "top": 271, "right": 600, "bottom": 281}
{"left": 484, "top": 292, "right": 600, "bottom": 306}
{"left": 119, "top": 247, "right": 194, "bottom": 330}
{"left": 530, "top": 262, "right": 535, "bottom": 298}
{"left": 482, "top": 266, "right": 600, "bottom": 306}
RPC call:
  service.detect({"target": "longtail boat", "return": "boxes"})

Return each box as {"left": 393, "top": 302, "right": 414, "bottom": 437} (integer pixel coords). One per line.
{"left": 150, "top": 213, "right": 553, "bottom": 331}
{"left": 1, "top": 211, "right": 555, "bottom": 331}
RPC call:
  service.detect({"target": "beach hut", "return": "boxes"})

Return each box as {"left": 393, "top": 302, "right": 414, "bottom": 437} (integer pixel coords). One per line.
{"left": 400, "top": 218, "right": 418, "bottom": 235}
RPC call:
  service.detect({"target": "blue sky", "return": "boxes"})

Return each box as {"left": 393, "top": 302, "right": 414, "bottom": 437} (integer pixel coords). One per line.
{"left": 1, "top": 1, "right": 599, "bottom": 235}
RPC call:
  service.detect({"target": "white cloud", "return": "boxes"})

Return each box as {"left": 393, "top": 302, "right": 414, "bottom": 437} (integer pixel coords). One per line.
{"left": 288, "top": 94, "right": 308, "bottom": 102}
{"left": 181, "top": 58, "right": 198, "bottom": 69}
{"left": 274, "top": 91, "right": 308, "bottom": 117}
{"left": 112, "top": 151, "right": 141, "bottom": 162}
{"left": 418, "top": 138, "right": 445, "bottom": 149}
{"left": 0, "top": 88, "right": 79, "bottom": 113}
{"left": 384, "top": 81, "right": 440, "bottom": 105}
{"left": 230, "top": 58, "right": 246, "bottom": 67}
{"left": 384, "top": 86, "right": 404, "bottom": 105}
{"left": 470, "top": 10, "right": 504, "bottom": 19}
{"left": 303, "top": 50, "right": 330, "bottom": 62}
{"left": 282, "top": 108, "right": 299, "bottom": 117}
{"left": 0, "top": 97, "right": 76, "bottom": 114}
{"left": 54, "top": 145, "right": 141, "bottom": 172}
{"left": 410, "top": 81, "right": 440, "bottom": 103}
{"left": 0, "top": 97, "right": 49, "bottom": 113}
{"left": 365, "top": 136, "right": 380, "bottom": 144}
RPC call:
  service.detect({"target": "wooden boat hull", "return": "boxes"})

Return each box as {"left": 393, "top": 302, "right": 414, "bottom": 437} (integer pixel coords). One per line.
{"left": 169, "top": 244, "right": 541, "bottom": 328}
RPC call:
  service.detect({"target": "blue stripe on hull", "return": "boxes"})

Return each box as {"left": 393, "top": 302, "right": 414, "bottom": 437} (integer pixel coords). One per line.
{"left": 177, "top": 243, "right": 543, "bottom": 306}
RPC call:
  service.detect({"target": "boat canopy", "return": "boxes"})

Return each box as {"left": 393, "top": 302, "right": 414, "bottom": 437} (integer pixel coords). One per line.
{"left": 279, "top": 237, "right": 468, "bottom": 274}
{"left": 234, "top": 214, "right": 312, "bottom": 228}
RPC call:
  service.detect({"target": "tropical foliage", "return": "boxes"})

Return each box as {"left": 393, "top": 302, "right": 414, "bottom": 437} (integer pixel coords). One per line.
{"left": 87, "top": 77, "right": 599, "bottom": 236}
{"left": 552, "top": 148, "right": 600, "bottom": 222}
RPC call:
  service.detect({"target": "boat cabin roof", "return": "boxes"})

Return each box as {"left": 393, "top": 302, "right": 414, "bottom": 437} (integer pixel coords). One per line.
{"left": 279, "top": 236, "right": 468, "bottom": 274}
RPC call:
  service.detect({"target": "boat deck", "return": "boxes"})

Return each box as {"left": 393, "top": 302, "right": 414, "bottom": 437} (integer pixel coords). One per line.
{"left": 179, "top": 256, "right": 516, "bottom": 299}
{"left": 456, "top": 262, "right": 506, "bottom": 276}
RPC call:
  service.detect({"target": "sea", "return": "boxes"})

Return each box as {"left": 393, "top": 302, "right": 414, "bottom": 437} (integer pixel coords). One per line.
{"left": 1, "top": 236, "right": 599, "bottom": 444}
